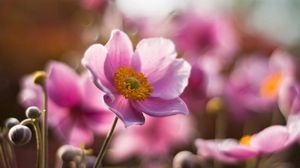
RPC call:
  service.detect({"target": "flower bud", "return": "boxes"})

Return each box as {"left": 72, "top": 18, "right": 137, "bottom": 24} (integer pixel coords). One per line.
{"left": 206, "top": 97, "right": 223, "bottom": 114}
{"left": 25, "top": 106, "right": 41, "bottom": 119}
{"left": 173, "top": 151, "right": 203, "bottom": 168}
{"left": 33, "top": 71, "right": 47, "bottom": 85}
{"left": 4, "top": 118, "right": 20, "bottom": 129}
{"left": 58, "top": 145, "right": 82, "bottom": 162}
{"left": 8, "top": 125, "right": 32, "bottom": 146}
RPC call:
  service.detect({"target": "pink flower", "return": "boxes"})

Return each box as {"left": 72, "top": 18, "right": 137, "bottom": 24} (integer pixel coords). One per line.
{"left": 110, "top": 115, "right": 194, "bottom": 160}
{"left": 19, "top": 61, "right": 113, "bottom": 146}
{"left": 225, "top": 50, "right": 295, "bottom": 119}
{"left": 173, "top": 11, "right": 238, "bottom": 62}
{"left": 195, "top": 116, "right": 300, "bottom": 163}
{"left": 81, "top": 0, "right": 106, "bottom": 10}
{"left": 279, "top": 79, "right": 300, "bottom": 117}
{"left": 82, "top": 30, "right": 191, "bottom": 127}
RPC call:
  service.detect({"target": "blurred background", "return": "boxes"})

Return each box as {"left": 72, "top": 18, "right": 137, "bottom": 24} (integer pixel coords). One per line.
{"left": 1, "top": 0, "right": 300, "bottom": 167}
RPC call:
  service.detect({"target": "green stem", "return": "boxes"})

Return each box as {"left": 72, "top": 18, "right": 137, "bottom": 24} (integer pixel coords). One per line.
{"left": 254, "top": 157, "right": 261, "bottom": 168}
{"left": 93, "top": 117, "right": 118, "bottom": 168}
{"left": 4, "top": 139, "right": 17, "bottom": 168}
{"left": 41, "top": 85, "right": 48, "bottom": 168}
{"left": 0, "top": 144, "right": 9, "bottom": 168}
{"left": 20, "top": 119, "right": 42, "bottom": 168}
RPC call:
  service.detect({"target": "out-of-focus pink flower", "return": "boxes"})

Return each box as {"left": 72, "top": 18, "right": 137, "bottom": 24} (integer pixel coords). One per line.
{"left": 19, "top": 61, "right": 113, "bottom": 146}
{"left": 173, "top": 11, "right": 238, "bottom": 62}
{"left": 225, "top": 50, "right": 295, "bottom": 119}
{"left": 82, "top": 29, "right": 191, "bottom": 127}
{"left": 110, "top": 115, "right": 194, "bottom": 160}
{"left": 279, "top": 80, "right": 300, "bottom": 117}
{"left": 81, "top": 0, "right": 106, "bottom": 11}
{"left": 195, "top": 116, "right": 300, "bottom": 163}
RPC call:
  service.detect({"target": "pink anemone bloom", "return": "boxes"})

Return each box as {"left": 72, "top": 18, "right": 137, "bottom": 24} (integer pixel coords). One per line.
{"left": 82, "top": 30, "right": 191, "bottom": 127}
{"left": 110, "top": 115, "right": 194, "bottom": 161}
{"left": 195, "top": 116, "right": 300, "bottom": 163}
{"left": 173, "top": 11, "right": 238, "bottom": 63}
{"left": 19, "top": 61, "right": 113, "bottom": 146}
{"left": 225, "top": 50, "right": 295, "bottom": 119}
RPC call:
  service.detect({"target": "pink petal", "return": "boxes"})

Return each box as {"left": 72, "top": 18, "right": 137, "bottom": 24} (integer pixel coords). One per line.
{"left": 134, "top": 38, "right": 177, "bottom": 81}
{"left": 84, "top": 109, "right": 114, "bottom": 134}
{"left": 251, "top": 125, "right": 289, "bottom": 153}
{"left": 220, "top": 141, "right": 258, "bottom": 160}
{"left": 68, "top": 120, "right": 94, "bottom": 146}
{"left": 104, "top": 30, "right": 134, "bottom": 82}
{"left": 80, "top": 73, "right": 108, "bottom": 110}
{"left": 82, "top": 44, "right": 116, "bottom": 97}
{"left": 132, "top": 97, "right": 189, "bottom": 117}
{"left": 46, "top": 61, "right": 81, "bottom": 107}
{"left": 195, "top": 139, "right": 238, "bottom": 163}
{"left": 104, "top": 95, "right": 145, "bottom": 127}
{"left": 18, "top": 75, "right": 43, "bottom": 108}
{"left": 150, "top": 59, "right": 191, "bottom": 99}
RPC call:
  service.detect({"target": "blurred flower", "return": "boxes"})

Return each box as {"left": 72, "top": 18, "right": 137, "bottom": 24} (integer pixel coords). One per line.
{"left": 278, "top": 77, "right": 300, "bottom": 117}
{"left": 81, "top": 0, "right": 107, "bottom": 11}
{"left": 195, "top": 117, "right": 300, "bottom": 163}
{"left": 173, "top": 11, "right": 238, "bottom": 62}
{"left": 19, "top": 61, "right": 113, "bottom": 146}
{"left": 82, "top": 29, "right": 191, "bottom": 127}
{"left": 110, "top": 115, "right": 194, "bottom": 160}
{"left": 225, "top": 50, "right": 295, "bottom": 119}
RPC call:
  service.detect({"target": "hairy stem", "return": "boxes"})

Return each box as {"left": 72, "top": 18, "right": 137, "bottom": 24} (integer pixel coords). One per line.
{"left": 93, "top": 116, "right": 118, "bottom": 168}
{"left": 21, "top": 119, "right": 42, "bottom": 168}
{"left": 41, "top": 85, "right": 48, "bottom": 168}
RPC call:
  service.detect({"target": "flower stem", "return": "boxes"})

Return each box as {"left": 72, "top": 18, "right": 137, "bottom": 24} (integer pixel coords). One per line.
{"left": 41, "top": 85, "right": 48, "bottom": 168}
{"left": 21, "top": 119, "right": 42, "bottom": 168}
{"left": 0, "top": 144, "right": 9, "bottom": 168}
{"left": 93, "top": 116, "right": 118, "bottom": 168}
{"left": 4, "top": 138, "right": 17, "bottom": 168}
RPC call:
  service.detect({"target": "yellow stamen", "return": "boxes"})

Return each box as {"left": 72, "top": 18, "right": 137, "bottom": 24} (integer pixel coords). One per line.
{"left": 114, "top": 67, "right": 153, "bottom": 100}
{"left": 239, "top": 135, "right": 253, "bottom": 146}
{"left": 206, "top": 97, "right": 223, "bottom": 114}
{"left": 260, "top": 72, "right": 282, "bottom": 98}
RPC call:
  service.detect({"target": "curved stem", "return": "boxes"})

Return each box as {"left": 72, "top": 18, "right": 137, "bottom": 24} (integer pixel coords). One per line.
{"left": 93, "top": 117, "right": 118, "bottom": 168}
{"left": 41, "top": 85, "right": 48, "bottom": 168}
{"left": 21, "top": 119, "right": 42, "bottom": 168}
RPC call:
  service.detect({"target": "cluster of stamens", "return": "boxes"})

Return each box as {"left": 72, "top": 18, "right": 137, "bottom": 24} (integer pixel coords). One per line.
{"left": 239, "top": 135, "right": 253, "bottom": 146}
{"left": 114, "top": 67, "right": 153, "bottom": 100}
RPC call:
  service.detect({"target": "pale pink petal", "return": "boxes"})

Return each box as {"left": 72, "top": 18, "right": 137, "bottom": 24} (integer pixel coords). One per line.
{"left": 286, "top": 115, "right": 300, "bottom": 144}
{"left": 82, "top": 44, "right": 116, "bottom": 97}
{"left": 104, "top": 30, "right": 134, "bottom": 81}
{"left": 110, "top": 131, "right": 142, "bottom": 160}
{"left": 104, "top": 95, "right": 145, "bottom": 127}
{"left": 251, "top": 125, "right": 289, "bottom": 153}
{"left": 150, "top": 59, "right": 191, "bottom": 99}
{"left": 134, "top": 38, "right": 177, "bottom": 82}
{"left": 132, "top": 97, "right": 189, "bottom": 116}
{"left": 47, "top": 100, "right": 69, "bottom": 127}
{"left": 80, "top": 73, "right": 108, "bottom": 110}
{"left": 223, "top": 142, "right": 258, "bottom": 160}
{"left": 18, "top": 75, "right": 43, "bottom": 108}
{"left": 46, "top": 61, "right": 81, "bottom": 107}
{"left": 195, "top": 139, "right": 238, "bottom": 163}
{"left": 68, "top": 120, "right": 94, "bottom": 146}
{"left": 84, "top": 109, "right": 114, "bottom": 134}
{"left": 135, "top": 38, "right": 177, "bottom": 76}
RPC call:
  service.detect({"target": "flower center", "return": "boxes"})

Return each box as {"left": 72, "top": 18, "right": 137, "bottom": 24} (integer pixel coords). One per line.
{"left": 239, "top": 135, "right": 253, "bottom": 146}
{"left": 114, "top": 67, "right": 153, "bottom": 100}
{"left": 260, "top": 72, "right": 282, "bottom": 99}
